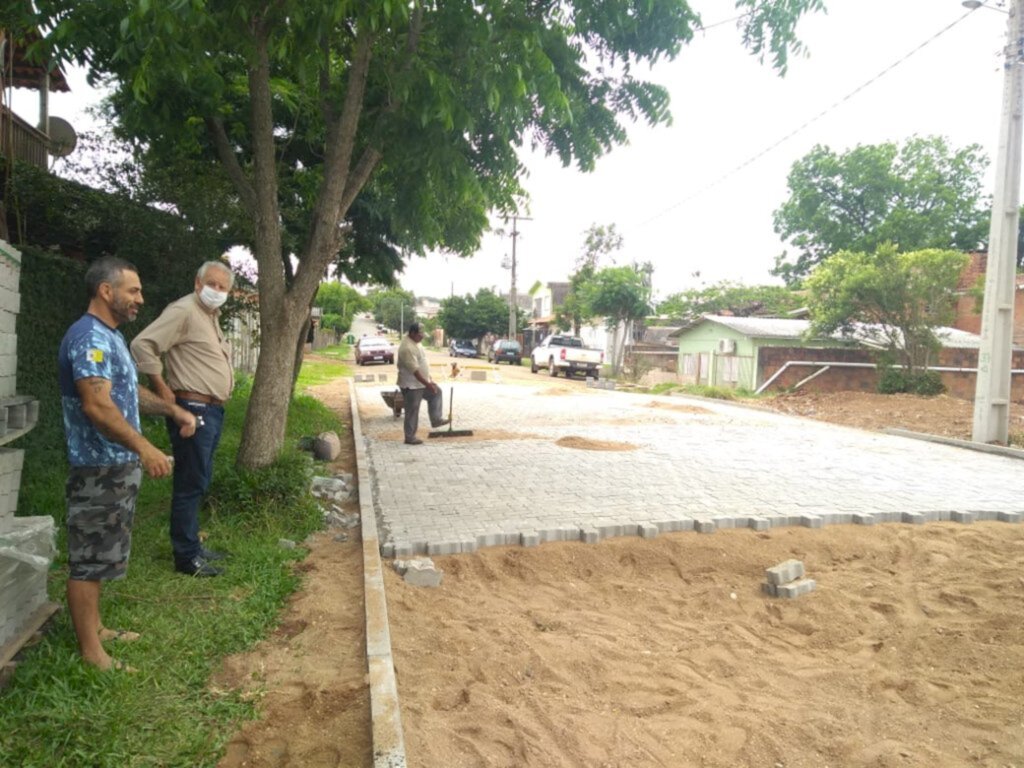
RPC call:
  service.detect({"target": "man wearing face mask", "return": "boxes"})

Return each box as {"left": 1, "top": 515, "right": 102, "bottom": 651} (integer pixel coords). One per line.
{"left": 131, "top": 261, "right": 235, "bottom": 576}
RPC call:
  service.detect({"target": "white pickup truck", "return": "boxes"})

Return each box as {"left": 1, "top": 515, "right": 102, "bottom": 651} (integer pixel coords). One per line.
{"left": 530, "top": 334, "right": 604, "bottom": 379}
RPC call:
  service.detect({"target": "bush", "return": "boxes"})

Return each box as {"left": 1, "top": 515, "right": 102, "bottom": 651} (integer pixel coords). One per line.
{"left": 878, "top": 368, "right": 945, "bottom": 396}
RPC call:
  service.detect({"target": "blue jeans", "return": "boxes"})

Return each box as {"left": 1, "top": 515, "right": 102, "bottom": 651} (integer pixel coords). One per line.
{"left": 167, "top": 399, "right": 224, "bottom": 566}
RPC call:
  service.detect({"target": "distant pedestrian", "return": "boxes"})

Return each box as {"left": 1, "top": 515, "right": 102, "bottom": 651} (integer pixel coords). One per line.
{"left": 397, "top": 323, "right": 448, "bottom": 444}
{"left": 59, "top": 256, "right": 197, "bottom": 671}
{"left": 131, "top": 261, "right": 235, "bottom": 577}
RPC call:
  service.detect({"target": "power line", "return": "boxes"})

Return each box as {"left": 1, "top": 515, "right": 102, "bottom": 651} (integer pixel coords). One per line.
{"left": 639, "top": 9, "right": 980, "bottom": 227}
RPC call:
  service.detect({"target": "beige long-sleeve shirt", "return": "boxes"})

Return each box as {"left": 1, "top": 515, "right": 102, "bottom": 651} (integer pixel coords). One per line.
{"left": 130, "top": 293, "right": 234, "bottom": 402}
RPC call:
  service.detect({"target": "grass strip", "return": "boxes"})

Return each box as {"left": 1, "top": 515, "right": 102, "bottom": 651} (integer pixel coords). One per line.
{"left": 0, "top": 361, "right": 348, "bottom": 768}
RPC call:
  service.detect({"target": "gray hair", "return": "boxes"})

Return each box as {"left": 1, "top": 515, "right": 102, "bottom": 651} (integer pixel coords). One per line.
{"left": 197, "top": 260, "right": 235, "bottom": 289}
{"left": 85, "top": 257, "right": 138, "bottom": 298}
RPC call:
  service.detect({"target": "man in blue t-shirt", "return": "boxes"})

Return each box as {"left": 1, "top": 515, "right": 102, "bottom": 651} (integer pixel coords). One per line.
{"left": 58, "top": 256, "right": 197, "bottom": 672}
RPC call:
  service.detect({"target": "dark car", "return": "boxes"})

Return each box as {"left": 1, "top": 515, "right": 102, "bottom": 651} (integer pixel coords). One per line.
{"left": 487, "top": 339, "right": 522, "bottom": 365}
{"left": 355, "top": 336, "right": 394, "bottom": 365}
{"left": 449, "top": 339, "right": 477, "bottom": 357}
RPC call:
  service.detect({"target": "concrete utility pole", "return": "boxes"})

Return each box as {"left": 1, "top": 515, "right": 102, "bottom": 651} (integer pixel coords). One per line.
{"left": 503, "top": 215, "right": 532, "bottom": 339}
{"left": 973, "top": 0, "right": 1024, "bottom": 444}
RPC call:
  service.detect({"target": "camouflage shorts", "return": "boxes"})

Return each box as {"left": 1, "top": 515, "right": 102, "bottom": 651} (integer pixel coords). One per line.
{"left": 66, "top": 463, "right": 142, "bottom": 582}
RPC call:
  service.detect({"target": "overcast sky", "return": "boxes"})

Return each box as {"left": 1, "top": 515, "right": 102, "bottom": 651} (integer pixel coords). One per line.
{"left": 16, "top": 0, "right": 1010, "bottom": 303}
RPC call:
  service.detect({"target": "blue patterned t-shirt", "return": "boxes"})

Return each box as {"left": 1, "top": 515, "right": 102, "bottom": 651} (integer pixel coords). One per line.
{"left": 59, "top": 314, "right": 141, "bottom": 467}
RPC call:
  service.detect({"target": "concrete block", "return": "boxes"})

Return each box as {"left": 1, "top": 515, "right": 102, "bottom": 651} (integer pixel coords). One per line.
{"left": 694, "top": 519, "right": 716, "bottom": 534}
{"left": 579, "top": 527, "right": 599, "bottom": 544}
{"left": 520, "top": 531, "right": 540, "bottom": 548}
{"left": 766, "top": 559, "right": 805, "bottom": 586}
{"left": 776, "top": 578, "right": 817, "bottom": 599}
{"left": 714, "top": 516, "right": 737, "bottom": 529}
{"left": 426, "top": 540, "right": 459, "bottom": 556}
{"left": 901, "top": 511, "right": 926, "bottom": 525}
{"left": 799, "top": 514, "right": 823, "bottom": 529}
{"left": 393, "top": 542, "right": 414, "bottom": 558}
{"left": 395, "top": 558, "right": 443, "bottom": 588}
{"left": 585, "top": 377, "right": 596, "bottom": 387}
{"left": 950, "top": 510, "right": 974, "bottom": 524}
{"left": 638, "top": 523, "right": 659, "bottom": 539}
{"left": 597, "top": 523, "right": 623, "bottom": 539}
{"left": 761, "top": 582, "right": 778, "bottom": 597}
{"left": 852, "top": 513, "right": 876, "bottom": 525}
{"left": 748, "top": 517, "right": 770, "bottom": 531}
{"left": 973, "top": 509, "right": 999, "bottom": 522}
{"left": 997, "top": 511, "right": 1022, "bottom": 523}
{"left": 476, "top": 531, "right": 507, "bottom": 548}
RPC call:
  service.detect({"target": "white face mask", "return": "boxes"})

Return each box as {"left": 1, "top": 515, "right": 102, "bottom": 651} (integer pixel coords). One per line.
{"left": 199, "top": 285, "right": 228, "bottom": 310}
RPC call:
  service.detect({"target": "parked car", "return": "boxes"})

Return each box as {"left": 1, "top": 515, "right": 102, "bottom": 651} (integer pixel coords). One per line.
{"left": 488, "top": 339, "right": 522, "bottom": 365}
{"left": 530, "top": 333, "right": 603, "bottom": 378}
{"left": 449, "top": 339, "right": 477, "bottom": 357}
{"left": 355, "top": 336, "right": 394, "bottom": 365}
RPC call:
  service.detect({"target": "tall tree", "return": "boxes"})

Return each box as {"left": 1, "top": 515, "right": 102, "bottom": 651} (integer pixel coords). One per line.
{"left": 584, "top": 266, "right": 651, "bottom": 375}
{"left": 658, "top": 281, "right": 802, "bottom": 321}
{"left": 772, "top": 137, "right": 989, "bottom": 286}
{"left": 368, "top": 287, "right": 416, "bottom": 335}
{"left": 805, "top": 244, "right": 968, "bottom": 373}
{"left": 437, "top": 289, "right": 523, "bottom": 341}
{"left": 26, "top": 0, "right": 824, "bottom": 467}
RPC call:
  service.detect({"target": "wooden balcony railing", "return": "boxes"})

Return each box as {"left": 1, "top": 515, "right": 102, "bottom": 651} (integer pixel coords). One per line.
{"left": 0, "top": 105, "right": 48, "bottom": 170}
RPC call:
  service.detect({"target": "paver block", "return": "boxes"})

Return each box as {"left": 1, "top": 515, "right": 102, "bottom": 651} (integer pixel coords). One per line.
{"left": 714, "top": 516, "right": 738, "bottom": 529}
{"left": 973, "top": 509, "right": 999, "bottom": 521}
{"left": 380, "top": 542, "right": 395, "bottom": 558}
{"left": 997, "top": 511, "right": 1022, "bottom": 523}
{"left": 580, "top": 527, "right": 599, "bottom": 544}
{"left": 761, "top": 582, "right": 778, "bottom": 597}
{"left": 476, "top": 532, "right": 506, "bottom": 548}
{"left": 748, "top": 517, "right": 770, "bottom": 531}
{"left": 950, "top": 511, "right": 974, "bottom": 524}
{"left": 901, "top": 511, "right": 926, "bottom": 525}
{"left": 458, "top": 537, "right": 478, "bottom": 554}
{"left": 520, "top": 531, "right": 540, "bottom": 548}
{"left": 393, "top": 542, "right": 414, "bottom": 558}
{"left": 799, "top": 514, "right": 822, "bottom": 529}
{"left": 766, "top": 559, "right": 805, "bottom": 586}
{"left": 638, "top": 523, "right": 658, "bottom": 539}
{"left": 395, "top": 558, "right": 443, "bottom": 588}
{"left": 597, "top": 523, "right": 623, "bottom": 539}
{"left": 776, "top": 578, "right": 816, "bottom": 599}
{"left": 694, "top": 519, "right": 716, "bottom": 534}
{"left": 470, "top": 370, "right": 487, "bottom": 381}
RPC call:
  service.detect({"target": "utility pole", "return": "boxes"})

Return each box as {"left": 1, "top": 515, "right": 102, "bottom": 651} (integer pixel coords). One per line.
{"left": 503, "top": 214, "right": 532, "bottom": 340}
{"left": 973, "top": 0, "right": 1024, "bottom": 444}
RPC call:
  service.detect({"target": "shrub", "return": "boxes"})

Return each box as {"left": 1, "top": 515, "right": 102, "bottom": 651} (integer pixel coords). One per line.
{"left": 878, "top": 367, "right": 945, "bottom": 396}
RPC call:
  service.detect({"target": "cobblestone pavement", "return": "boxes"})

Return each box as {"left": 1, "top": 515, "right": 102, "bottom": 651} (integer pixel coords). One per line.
{"left": 354, "top": 378, "right": 1024, "bottom": 557}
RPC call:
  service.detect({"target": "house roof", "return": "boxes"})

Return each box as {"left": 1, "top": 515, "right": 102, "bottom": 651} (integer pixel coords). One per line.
{"left": 4, "top": 29, "right": 70, "bottom": 93}
{"left": 672, "top": 314, "right": 990, "bottom": 349}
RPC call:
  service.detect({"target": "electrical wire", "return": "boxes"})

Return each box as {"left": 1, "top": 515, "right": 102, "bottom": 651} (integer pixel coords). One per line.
{"left": 638, "top": 8, "right": 982, "bottom": 227}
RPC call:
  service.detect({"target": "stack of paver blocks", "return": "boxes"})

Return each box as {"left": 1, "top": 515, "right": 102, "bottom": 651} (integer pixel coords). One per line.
{"left": 762, "top": 559, "right": 816, "bottom": 598}
{"left": 0, "top": 239, "right": 53, "bottom": 654}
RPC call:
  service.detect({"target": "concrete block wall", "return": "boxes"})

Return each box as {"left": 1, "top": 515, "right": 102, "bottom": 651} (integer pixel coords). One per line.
{"left": 0, "top": 240, "right": 51, "bottom": 653}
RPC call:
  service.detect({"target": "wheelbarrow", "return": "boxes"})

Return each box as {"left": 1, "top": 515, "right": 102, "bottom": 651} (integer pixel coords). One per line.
{"left": 380, "top": 388, "right": 404, "bottom": 418}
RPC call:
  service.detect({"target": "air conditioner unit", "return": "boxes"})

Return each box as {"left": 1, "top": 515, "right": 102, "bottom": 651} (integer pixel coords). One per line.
{"left": 717, "top": 339, "right": 736, "bottom": 355}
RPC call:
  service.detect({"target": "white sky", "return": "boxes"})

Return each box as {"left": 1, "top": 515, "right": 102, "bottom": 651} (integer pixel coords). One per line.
{"left": 13, "top": 0, "right": 1010, "bottom": 304}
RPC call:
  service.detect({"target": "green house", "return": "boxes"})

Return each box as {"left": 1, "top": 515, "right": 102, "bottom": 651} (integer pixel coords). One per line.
{"left": 670, "top": 315, "right": 852, "bottom": 390}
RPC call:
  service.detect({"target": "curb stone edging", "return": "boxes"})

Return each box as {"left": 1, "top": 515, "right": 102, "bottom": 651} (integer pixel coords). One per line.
{"left": 349, "top": 379, "right": 407, "bottom": 768}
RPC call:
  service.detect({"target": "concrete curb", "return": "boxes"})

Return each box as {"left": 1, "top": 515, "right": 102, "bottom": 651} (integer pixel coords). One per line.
{"left": 349, "top": 379, "right": 407, "bottom": 768}
{"left": 884, "top": 427, "right": 1024, "bottom": 460}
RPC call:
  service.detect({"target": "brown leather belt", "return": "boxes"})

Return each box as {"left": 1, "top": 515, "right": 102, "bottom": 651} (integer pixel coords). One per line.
{"left": 174, "top": 390, "right": 225, "bottom": 406}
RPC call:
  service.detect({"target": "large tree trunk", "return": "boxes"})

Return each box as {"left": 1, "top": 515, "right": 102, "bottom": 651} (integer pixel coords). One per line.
{"left": 237, "top": 307, "right": 305, "bottom": 467}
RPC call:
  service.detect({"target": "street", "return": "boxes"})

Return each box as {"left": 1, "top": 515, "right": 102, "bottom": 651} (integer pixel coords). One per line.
{"left": 353, "top": 357, "right": 1024, "bottom": 558}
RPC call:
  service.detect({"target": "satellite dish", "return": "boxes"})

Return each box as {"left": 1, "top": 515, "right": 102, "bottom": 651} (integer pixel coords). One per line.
{"left": 46, "top": 116, "right": 77, "bottom": 157}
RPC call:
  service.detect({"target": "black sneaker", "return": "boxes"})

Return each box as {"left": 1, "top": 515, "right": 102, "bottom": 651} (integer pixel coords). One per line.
{"left": 175, "top": 556, "right": 223, "bottom": 577}
{"left": 199, "top": 548, "right": 229, "bottom": 561}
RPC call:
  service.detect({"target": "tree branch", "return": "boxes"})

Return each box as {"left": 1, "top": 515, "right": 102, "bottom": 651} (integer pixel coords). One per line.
{"left": 204, "top": 117, "right": 258, "bottom": 217}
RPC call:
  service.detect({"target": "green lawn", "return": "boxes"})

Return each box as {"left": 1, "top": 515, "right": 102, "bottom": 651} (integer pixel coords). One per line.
{"left": 0, "top": 374, "right": 346, "bottom": 768}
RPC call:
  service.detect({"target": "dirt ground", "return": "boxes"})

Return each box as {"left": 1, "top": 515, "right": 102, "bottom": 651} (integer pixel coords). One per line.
{"left": 215, "top": 382, "right": 1024, "bottom": 768}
